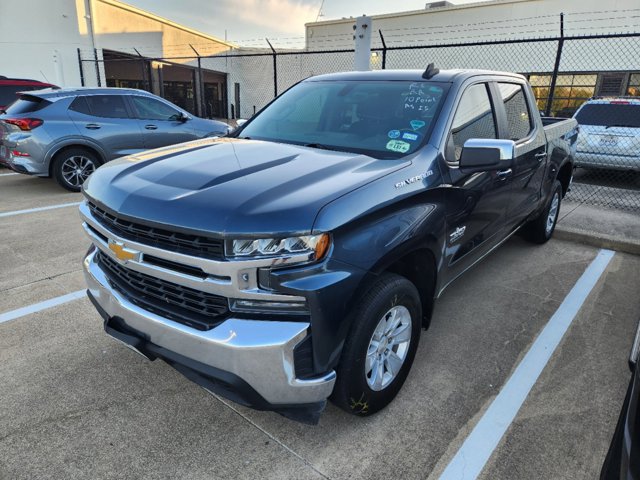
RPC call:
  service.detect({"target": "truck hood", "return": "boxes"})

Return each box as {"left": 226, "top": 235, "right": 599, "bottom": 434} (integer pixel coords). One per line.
{"left": 83, "top": 138, "right": 410, "bottom": 236}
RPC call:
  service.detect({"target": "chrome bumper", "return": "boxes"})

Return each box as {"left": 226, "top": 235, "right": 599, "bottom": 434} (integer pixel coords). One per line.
{"left": 83, "top": 249, "right": 336, "bottom": 405}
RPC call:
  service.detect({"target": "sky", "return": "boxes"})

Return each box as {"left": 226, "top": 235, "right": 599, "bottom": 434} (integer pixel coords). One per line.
{"left": 125, "top": 0, "right": 492, "bottom": 48}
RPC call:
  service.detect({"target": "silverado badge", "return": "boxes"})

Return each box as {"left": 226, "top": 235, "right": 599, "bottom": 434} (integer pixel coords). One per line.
{"left": 449, "top": 226, "right": 466, "bottom": 243}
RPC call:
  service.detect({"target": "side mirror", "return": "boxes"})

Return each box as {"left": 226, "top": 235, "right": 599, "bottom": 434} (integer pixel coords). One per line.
{"left": 178, "top": 112, "right": 190, "bottom": 122}
{"left": 459, "top": 138, "right": 515, "bottom": 173}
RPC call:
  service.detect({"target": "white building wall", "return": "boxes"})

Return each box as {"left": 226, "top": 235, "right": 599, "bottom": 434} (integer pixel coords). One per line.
{"left": 0, "top": 0, "right": 233, "bottom": 88}
{"left": 0, "top": 0, "right": 93, "bottom": 86}
{"left": 306, "top": 0, "right": 640, "bottom": 51}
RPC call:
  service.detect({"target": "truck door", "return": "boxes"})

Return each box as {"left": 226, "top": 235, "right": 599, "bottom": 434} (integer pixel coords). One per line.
{"left": 442, "top": 82, "right": 512, "bottom": 285}
{"left": 494, "top": 82, "right": 547, "bottom": 227}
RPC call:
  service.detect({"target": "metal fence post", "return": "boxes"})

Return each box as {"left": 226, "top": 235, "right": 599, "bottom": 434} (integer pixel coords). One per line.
{"left": 546, "top": 13, "right": 565, "bottom": 116}
{"left": 93, "top": 48, "right": 101, "bottom": 87}
{"left": 379, "top": 30, "right": 387, "bottom": 69}
{"left": 133, "top": 48, "right": 149, "bottom": 92}
{"left": 190, "top": 44, "right": 205, "bottom": 117}
{"left": 77, "top": 48, "right": 85, "bottom": 86}
{"left": 266, "top": 38, "right": 277, "bottom": 98}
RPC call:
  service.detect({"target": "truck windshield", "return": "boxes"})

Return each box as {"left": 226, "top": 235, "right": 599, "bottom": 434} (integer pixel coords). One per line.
{"left": 238, "top": 80, "right": 449, "bottom": 159}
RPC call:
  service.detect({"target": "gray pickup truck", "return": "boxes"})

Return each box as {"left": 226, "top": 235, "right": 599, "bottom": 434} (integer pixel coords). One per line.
{"left": 80, "top": 68, "right": 578, "bottom": 423}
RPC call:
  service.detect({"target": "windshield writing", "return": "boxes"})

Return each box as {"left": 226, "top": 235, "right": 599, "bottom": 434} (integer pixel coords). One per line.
{"left": 239, "top": 80, "right": 447, "bottom": 158}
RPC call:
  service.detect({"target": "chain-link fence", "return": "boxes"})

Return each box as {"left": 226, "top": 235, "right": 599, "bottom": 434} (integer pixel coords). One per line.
{"left": 79, "top": 29, "right": 640, "bottom": 211}
{"left": 376, "top": 33, "right": 640, "bottom": 211}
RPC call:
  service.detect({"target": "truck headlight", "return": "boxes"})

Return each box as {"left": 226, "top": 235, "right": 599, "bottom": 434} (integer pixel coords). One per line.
{"left": 227, "top": 233, "right": 330, "bottom": 261}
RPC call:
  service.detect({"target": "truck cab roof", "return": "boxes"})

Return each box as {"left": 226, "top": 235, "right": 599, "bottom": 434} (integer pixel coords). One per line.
{"left": 306, "top": 69, "right": 526, "bottom": 84}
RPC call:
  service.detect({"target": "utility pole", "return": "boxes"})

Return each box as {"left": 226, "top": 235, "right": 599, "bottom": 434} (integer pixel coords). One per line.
{"left": 354, "top": 16, "right": 372, "bottom": 71}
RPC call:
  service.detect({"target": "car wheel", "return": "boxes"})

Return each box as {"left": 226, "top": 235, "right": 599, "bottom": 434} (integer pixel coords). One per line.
{"left": 53, "top": 148, "right": 100, "bottom": 192}
{"left": 522, "top": 179, "right": 563, "bottom": 244}
{"left": 331, "top": 273, "right": 422, "bottom": 416}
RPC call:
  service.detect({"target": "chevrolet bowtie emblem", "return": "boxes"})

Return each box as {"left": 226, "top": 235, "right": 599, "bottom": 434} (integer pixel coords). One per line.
{"left": 108, "top": 239, "right": 141, "bottom": 262}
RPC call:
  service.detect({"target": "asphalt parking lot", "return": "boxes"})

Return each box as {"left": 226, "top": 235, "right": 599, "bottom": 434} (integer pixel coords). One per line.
{"left": 1, "top": 171, "right": 640, "bottom": 480}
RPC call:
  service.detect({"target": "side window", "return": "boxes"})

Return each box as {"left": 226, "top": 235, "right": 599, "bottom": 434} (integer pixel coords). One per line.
{"left": 68, "top": 96, "right": 91, "bottom": 115}
{"left": 498, "top": 83, "right": 532, "bottom": 141}
{"left": 84, "top": 95, "right": 129, "bottom": 118}
{"left": 449, "top": 83, "right": 496, "bottom": 162}
{"left": 131, "top": 96, "right": 181, "bottom": 121}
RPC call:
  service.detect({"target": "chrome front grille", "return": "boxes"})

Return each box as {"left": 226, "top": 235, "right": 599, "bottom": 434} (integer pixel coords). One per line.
{"left": 95, "top": 250, "right": 229, "bottom": 331}
{"left": 88, "top": 202, "right": 224, "bottom": 259}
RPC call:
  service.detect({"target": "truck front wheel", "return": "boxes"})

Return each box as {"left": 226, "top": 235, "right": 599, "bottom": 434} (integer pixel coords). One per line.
{"left": 522, "top": 179, "right": 563, "bottom": 244}
{"left": 331, "top": 273, "right": 422, "bottom": 416}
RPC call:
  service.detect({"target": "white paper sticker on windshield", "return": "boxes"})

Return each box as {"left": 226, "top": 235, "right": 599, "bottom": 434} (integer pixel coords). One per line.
{"left": 386, "top": 140, "right": 411, "bottom": 153}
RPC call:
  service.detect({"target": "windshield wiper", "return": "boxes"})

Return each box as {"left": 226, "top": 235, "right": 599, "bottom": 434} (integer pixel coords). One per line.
{"left": 605, "top": 124, "right": 631, "bottom": 129}
{"left": 303, "top": 143, "right": 350, "bottom": 152}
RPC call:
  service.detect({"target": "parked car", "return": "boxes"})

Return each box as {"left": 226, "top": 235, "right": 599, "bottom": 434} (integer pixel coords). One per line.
{"left": 601, "top": 318, "right": 640, "bottom": 480}
{"left": 0, "top": 76, "right": 57, "bottom": 112}
{"left": 573, "top": 97, "right": 640, "bottom": 172}
{"left": 80, "top": 68, "right": 577, "bottom": 423}
{"left": 0, "top": 88, "right": 230, "bottom": 191}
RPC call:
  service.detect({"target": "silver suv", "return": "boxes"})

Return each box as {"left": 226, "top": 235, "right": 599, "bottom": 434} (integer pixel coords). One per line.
{"left": 0, "top": 88, "right": 230, "bottom": 191}
{"left": 573, "top": 97, "right": 640, "bottom": 172}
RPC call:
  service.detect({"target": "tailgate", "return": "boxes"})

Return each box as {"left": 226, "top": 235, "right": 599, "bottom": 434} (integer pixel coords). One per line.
{"left": 576, "top": 125, "right": 640, "bottom": 156}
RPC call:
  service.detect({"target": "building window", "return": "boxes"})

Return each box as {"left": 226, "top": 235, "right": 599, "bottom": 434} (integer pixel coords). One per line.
{"left": 527, "top": 73, "right": 597, "bottom": 117}
{"left": 627, "top": 73, "right": 640, "bottom": 97}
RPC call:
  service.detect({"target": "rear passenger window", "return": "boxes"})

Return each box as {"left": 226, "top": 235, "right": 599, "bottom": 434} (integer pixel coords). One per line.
{"left": 449, "top": 83, "right": 496, "bottom": 162}
{"left": 84, "top": 95, "right": 129, "bottom": 118}
{"left": 498, "top": 83, "right": 532, "bottom": 141}
{"left": 69, "top": 96, "right": 91, "bottom": 115}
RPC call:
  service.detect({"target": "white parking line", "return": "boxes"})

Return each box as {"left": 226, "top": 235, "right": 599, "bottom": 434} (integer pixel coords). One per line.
{"left": 0, "top": 201, "right": 82, "bottom": 218}
{"left": 0, "top": 172, "right": 19, "bottom": 177}
{"left": 439, "top": 248, "right": 615, "bottom": 480}
{"left": 0, "top": 290, "right": 86, "bottom": 325}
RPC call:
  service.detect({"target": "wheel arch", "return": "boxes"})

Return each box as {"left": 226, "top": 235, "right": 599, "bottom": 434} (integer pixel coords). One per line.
{"left": 48, "top": 143, "right": 105, "bottom": 177}
{"left": 382, "top": 248, "right": 438, "bottom": 329}
{"left": 556, "top": 159, "right": 573, "bottom": 197}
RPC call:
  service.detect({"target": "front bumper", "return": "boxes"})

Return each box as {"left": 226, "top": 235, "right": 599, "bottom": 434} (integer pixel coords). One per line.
{"left": 83, "top": 249, "right": 336, "bottom": 423}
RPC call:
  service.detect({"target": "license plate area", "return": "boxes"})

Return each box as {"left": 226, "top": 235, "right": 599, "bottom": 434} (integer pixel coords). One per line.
{"left": 598, "top": 135, "right": 618, "bottom": 147}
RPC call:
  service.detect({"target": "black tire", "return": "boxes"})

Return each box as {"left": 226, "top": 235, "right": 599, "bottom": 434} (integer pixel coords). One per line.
{"left": 53, "top": 148, "right": 101, "bottom": 192}
{"left": 331, "top": 273, "right": 422, "bottom": 416}
{"left": 522, "top": 180, "right": 563, "bottom": 244}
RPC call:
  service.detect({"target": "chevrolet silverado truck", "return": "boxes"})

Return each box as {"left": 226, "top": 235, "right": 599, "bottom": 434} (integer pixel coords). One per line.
{"left": 80, "top": 68, "right": 578, "bottom": 424}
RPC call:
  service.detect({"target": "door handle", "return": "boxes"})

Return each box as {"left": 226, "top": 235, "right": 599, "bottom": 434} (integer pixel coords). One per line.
{"left": 85, "top": 124, "right": 101, "bottom": 130}
{"left": 534, "top": 152, "right": 547, "bottom": 162}
{"left": 144, "top": 124, "right": 158, "bottom": 130}
{"left": 496, "top": 168, "right": 513, "bottom": 180}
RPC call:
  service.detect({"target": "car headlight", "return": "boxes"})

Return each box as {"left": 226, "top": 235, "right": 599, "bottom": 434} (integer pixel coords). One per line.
{"left": 227, "top": 233, "right": 330, "bottom": 261}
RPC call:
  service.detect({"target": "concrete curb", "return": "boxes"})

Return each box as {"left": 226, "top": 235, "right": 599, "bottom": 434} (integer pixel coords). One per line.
{"left": 555, "top": 224, "right": 640, "bottom": 256}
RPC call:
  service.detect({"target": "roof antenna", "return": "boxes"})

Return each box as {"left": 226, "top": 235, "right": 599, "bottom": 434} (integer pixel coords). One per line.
{"left": 422, "top": 63, "right": 439, "bottom": 79}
